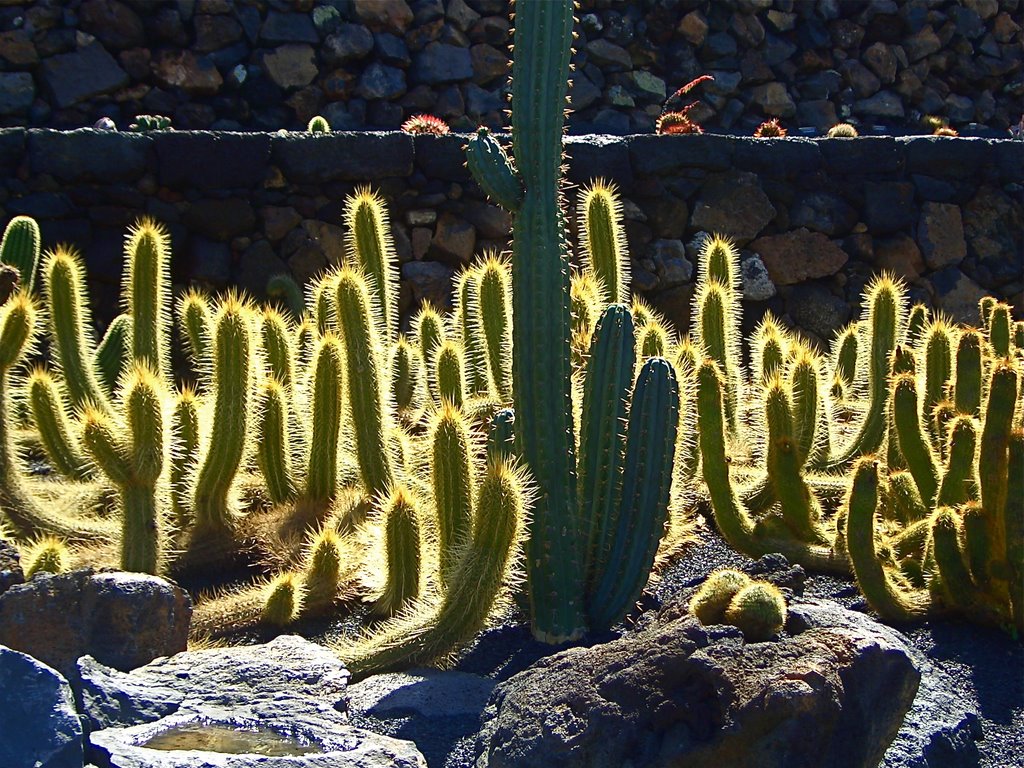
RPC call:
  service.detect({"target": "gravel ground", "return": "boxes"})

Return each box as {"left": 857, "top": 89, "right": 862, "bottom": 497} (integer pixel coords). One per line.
{"left": 350, "top": 526, "right": 1023, "bottom": 768}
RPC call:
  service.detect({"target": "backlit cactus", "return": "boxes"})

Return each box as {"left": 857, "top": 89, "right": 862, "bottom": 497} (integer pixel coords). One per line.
{"left": 579, "top": 180, "right": 629, "bottom": 304}
{"left": 123, "top": 218, "right": 171, "bottom": 381}
{"left": 0, "top": 216, "right": 40, "bottom": 293}
{"left": 374, "top": 486, "right": 423, "bottom": 617}
{"left": 343, "top": 188, "right": 398, "bottom": 344}
{"left": 475, "top": 255, "right": 513, "bottom": 400}
{"left": 27, "top": 368, "right": 92, "bottom": 481}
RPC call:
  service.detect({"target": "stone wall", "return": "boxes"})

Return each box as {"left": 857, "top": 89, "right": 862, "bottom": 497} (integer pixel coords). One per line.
{"left": 0, "top": 0, "right": 1020, "bottom": 136}
{"left": 2, "top": 129, "right": 1020, "bottom": 344}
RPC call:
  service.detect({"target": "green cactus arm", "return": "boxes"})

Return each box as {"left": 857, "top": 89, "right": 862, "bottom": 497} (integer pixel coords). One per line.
{"left": 905, "top": 303, "right": 929, "bottom": 346}
{"left": 476, "top": 256, "right": 513, "bottom": 401}
{"left": 27, "top": 369, "right": 92, "bottom": 480}
{"left": 304, "top": 334, "right": 344, "bottom": 509}
{"left": 455, "top": 267, "right": 490, "bottom": 396}
{"left": 43, "top": 247, "right": 110, "bottom": 412}
{"left": 937, "top": 415, "right": 979, "bottom": 507}
{"left": 1005, "top": 430, "right": 1023, "bottom": 634}
{"left": 310, "top": 274, "right": 338, "bottom": 335}
{"left": 789, "top": 350, "right": 823, "bottom": 468}
{"left": 22, "top": 536, "right": 69, "bottom": 578}
{"left": 953, "top": 330, "right": 982, "bottom": 416}
{"left": 389, "top": 336, "right": 425, "bottom": 417}
{"left": 930, "top": 508, "right": 983, "bottom": 613}
{"left": 978, "top": 360, "right": 1017, "bottom": 585}
{"left": 430, "top": 404, "right": 476, "bottom": 586}
{"left": 301, "top": 528, "right": 349, "bottom": 612}
{"left": 94, "top": 313, "right": 131, "bottom": 398}
{"left": 335, "top": 269, "right": 394, "bottom": 497}
{"left": 170, "top": 388, "right": 199, "bottom": 530}
{"left": 337, "top": 458, "right": 527, "bottom": 680}
{"left": 255, "top": 379, "right": 297, "bottom": 505}
{"left": 123, "top": 218, "right": 171, "bottom": 381}
{"left": 832, "top": 322, "right": 859, "bottom": 387}
{"left": 191, "top": 297, "right": 254, "bottom": 534}
{"left": 830, "top": 275, "right": 906, "bottom": 469}
{"left": 0, "top": 216, "right": 41, "bottom": 293}
{"left": 465, "top": 127, "right": 524, "bottom": 212}
{"left": 579, "top": 180, "right": 630, "bottom": 304}
{"left": 374, "top": 486, "right": 423, "bottom": 617}
{"left": 577, "top": 305, "right": 635, "bottom": 591}
{"left": 260, "top": 308, "right": 295, "bottom": 390}
{"left": 921, "top": 319, "right": 954, "bottom": 433}
{"left": 844, "top": 458, "right": 929, "bottom": 622}
{"left": 693, "top": 281, "right": 741, "bottom": 434}
{"left": 587, "top": 357, "right": 679, "bottom": 631}
{"left": 753, "top": 312, "right": 789, "bottom": 384}
{"left": 307, "top": 115, "right": 330, "bottom": 133}
{"left": 892, "top": 373, "right": 941, "bottom": 506}
{"left": 178, "top": 289, "right": 212, "bottom": 376}
{"left": 343, "top": 188, "right": 399, "bottom": 344}
{"left": 988, "top": 303, "right": 1012, "bottom": 358}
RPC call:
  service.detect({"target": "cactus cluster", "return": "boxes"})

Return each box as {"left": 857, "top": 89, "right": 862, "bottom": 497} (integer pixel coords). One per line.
{"left": 690, "top": 569, "right": 788, "bottom": 642}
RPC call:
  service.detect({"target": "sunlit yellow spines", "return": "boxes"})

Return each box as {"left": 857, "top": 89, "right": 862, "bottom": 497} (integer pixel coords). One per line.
{"left": 122, "top": 217, "right": 172, "bottom": 381}
{"left": 433, "top": 338, "right": 467, "bottom": 409}
{"left": 428, "top": 403, "right": 477, "bottom": 587}
{"left": 26, "top": 367, "right": 92, "bottom": 480}
{"left": 389, "top": 335, "right": 426, "bottom": 420}
{"left": 630, "top": 295, "right": 658, "bottom": 329}
{"left": 578, "top": 179, "right": 629, "bottom": 304}
{"left": 170, "top": 386, "right": 199, "bottom": 530}
{"left": 413, "top": 301, "right": 446, "bottom": 380}
{"left": 453, "top": 265, "right": 490, "bottom": 396}
{"left": 673, "top": 335, "right": 703, "bottom": 377}
{"left": 307, "top": 271, "right": 338, "bottom": 336}
{"left": 919, "top": 315, "right": 956, "bottom": 430}
{"left": 300, "top": 526, "right": 353, "bottom": 611}
{"left": 373, "top": 485, "right": 425, "bottom": 617}
{"left": 42, "top": 246, "right": 109, "bottom": 412}
{"left": 255, "top": 378, "right": 298, "bottom": 506}
{"left": 752, "top": 311, "right": 791, "bottom": 384}
{"left": 261, "top": 571, "right": 305, "bottom": 627}
{"left": 569, "top": 270, "right": 601, "bottom": 338}
{"left": 190, "top": 294, "right": 258, "bottom": 534}
{"left": 476, "top": 253, "right": 514, "bottom": 401}
{"left": 294, "top": 315, "right": 317, "bottom": 370}
{"left": 638, "top": 319, "right": 672, "bottom": 360}
{"left": 0, "top": 291, "right": 37, "bottom": 372}
{"left": 21, "top": 535, "right": 70, "bottom": 578}
{"left": 259, "top": 307, "right": 296, "bottom": 391}
{"left": 829, "top": 321, "right": 859, "bottom": 392}
{"left": 695, "top": 234, "right": 741, "bottom": 294}
{"left": 177, "top": 288, "right": 212, "bottom": 378}
{"left": 788, "top": 346, "right": 832, "bottom": 469}
{"left": 342, "top": 186, "right": 399, "bottom": 343}
{"left": 692, "top": 279, "right": 742, "bottom": 434}
{"left": 301, "top": 332, "right": 346, "bottom": 510}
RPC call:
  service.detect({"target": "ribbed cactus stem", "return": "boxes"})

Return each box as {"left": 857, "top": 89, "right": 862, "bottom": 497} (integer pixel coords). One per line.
{"left": 43, "top": 247, "right": 109, "bottom": 412}
{"left": 695, "top": 281, "right": 740, "bottom": 433}
{"left": 431, "top": 404, "right": 475, "bottom": 586}
{"left": 789, "top": 351, "right": 822, "bottom": 467}
{"left": 311, "top": 274, "right": 337, "bottom": 335}
{"left": 305, "top": 334, "right": 344, "bottom": 509}
{"left": 639, "top": 322, "right": 669, "bottom": 359}
{"left": 192, "top": 298, "right": 253, "bottom": 534}
{"left": 922, "top": 320, "right": 954, "bottom": 428}
{"left": 302, "top": 528, "right": 345, "bottom": 610}
{"left": 833, "top": 322, "right": 858, "bottom": 387}
{"left": 335, "top": 269, "right": 393, "bottom": 498}
{"left": 476, "top": 256, "right": 513, "bottom": 400}
{"left": 339, "top": 458, "right": 527, "bottom": 679}
{"left": 28, "top": 369, "right": 92, "bottom": 480}
{"left": 844, "top": 458, "right": 928, "bottom": 622}
{"left": 579, "top": 180, "right": 629, "bottom": 304}
{"left": 831, "top": 276, "right": 905, "bottom": 469}
{"left": 755, "top": 313, "right": 788, "bottom": 383}
{"left": 170, "top": 388, "right": 198, "bottom": 529}
{"left": 23, "top": 536, "right": 69, "bottom": 578}
{"left": 389, "top": 336, "right": 425, "bottom": 417}
{"left": 578, "top": 305, "right": 635, "bottom": 591}
{"left": 455, "top": 268, "right": 489, "bottom": 395}
{"left": 414, "top": 302, "right": 445, "bottom": 377}
{"left": 930, "top": 508, "right": 977, "bottom": 611}
{"left": 262, "top": 573, "right": 304, "bottom": 626}
{"left": 94, "top": 313, "right": 131, "bottom": 397}
{"left": 375, "top": 487, "right": 422, "bottom": 616}
{"left": 434, "top": 339, "right": 466, "bottom": 408}
{"left": 178, "top": 289, "right": 212, "bottom": 375}
{"left": 698, "top": 235, "right": 740, "bottom": 289}
{"left": 978, "top": 361, "right": 1017, "bottom": 585}
{"left": 124, "top": 218, "right": 171, "bottom": 380}
{"left": 892, "top": 373, "right": 940, "bottom": 506}
{"left": 344, "top": 188, "right": 398, "bottom": 343}
{"left": 586, "top": 357, "right": 679, "bottom": 630}
{"left": 954, "top": 330, "right": 982, "bottom": 416}
{"left": 905, "top": 303, "right": 929, "bottom": 345}
{"left": 255, "top": 379, "right": 297, "bottom": 505}
{"left": 988, "top": 303, "right": 1012, "bottom": 357}
{"left": 260, "top": 309, "right": 294, "bottom": 389}
{"left": 0, "top": 215, "right": 40, "bottom": 292}
{"left": 978, "top": 296, "right": 996, "bottom": 331}
{"left": 465, "top": 128, "right": 523, "bottom": 211}
{"left": 937, "top": 415, "right": 978, "bottom": 507}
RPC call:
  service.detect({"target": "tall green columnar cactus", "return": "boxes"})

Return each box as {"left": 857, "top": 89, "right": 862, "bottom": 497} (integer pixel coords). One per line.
{"left": 988, "top": 303, "right": 1012, "bottom": 358}
{"left": 27, "top": 369, "right": 92, "bottom": 480}
{"left": 829, "top": 275, "right": 906, "bottom": 469}
{"left": 892, "top": 373, "right": 940, "bottom": 506}
{"left": 978, "top": 360, "right": 1017, "bottom": 587}
{"left": 579, "top": 180, "right": 629, "bottom": 304}
{"left": 304, "top": 334, "right": 344, "bottom": 510}
{"left": 414, "top": 302, "right": 445, "bottom": 371}
{"left": 82, "top": 365, "right": 166, "bottom": 574}
{"left": 374, "top": 486, "right": 422, "bottom": 617}
{"left": 905, "top": 303, "right": 929, "bottom": 346}
{"left": 344, "top": 188, "right": 398, "bottom": 343}
{"left": 191, "top": 296, "right": 254, "bottom": 535}
{"left": 255, "top": 378, "right": 297, "bottom": 505}
{"left": 389, "top": 336, "right": 425, "bottom": 419}
{"left": 335, "top": 268, "right": 393, "bottom": 498}
{"left": 431, "top": 404, "right": 476, "bottom": 587}
{"left": 178, "top": 289, "right": 212, "bottom": 376}
{"left": 0, "top": 216, "right": 41, "bottom": 293}
{"left": 260, "top": 308, "right": 295, "bottom": 389}
{"left": 170, "top": 388, "right": 199, "bottom": 529}
{"left": 94, "top": 313, "right": 131, "bottom": 397}
{"left": 123, "top": 218, "right": 171, "bottom": 380}
{"left": 466, "top": 0, "right": 580, "bottom": 641}
{"left": 434, "top": 339, "right": 466, "bottom": 408}
{"left": 921, "top": 318, "right": 954, "bottom": 432}
{"left": 455, "top": 268, "right": 490, "bottom": 396}
{"left": 954, "top": 330, "right": 983, "bottom": 416}
{"left": 43, "top": 247, "right": 110, "bottom": 412}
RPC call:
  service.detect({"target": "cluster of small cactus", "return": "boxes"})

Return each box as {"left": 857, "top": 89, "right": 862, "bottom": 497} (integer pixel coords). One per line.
{"left": 690, "top": 569, "right": 788, "bottom": 641}
{"left": 400, "top": 114, "right": 450, "bottom": 135}
{"left": 128, "top": 114, "right": 172, "bottom": 132}
{"left": 688, "top": 232, "right": 1023, "bottom": 633}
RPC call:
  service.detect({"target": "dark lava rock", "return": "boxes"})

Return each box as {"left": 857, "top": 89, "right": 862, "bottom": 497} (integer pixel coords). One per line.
{"left": 0, "top": 537, "right": 23, "bottom": 597}
{"left": 155, "top": 131, "right": 271, "bottom": 189}
{"left": 30, "top": 129, "right": 152, "bottom": 183}
{"left": 40, "top": 41, "right": 130, "bottom": 108}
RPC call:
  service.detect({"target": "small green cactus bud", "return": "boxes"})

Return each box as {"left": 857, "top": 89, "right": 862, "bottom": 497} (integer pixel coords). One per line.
{"left": 689, "top": 568, "right": 752, "bottom": 626}
{"left": 724, "top": 581, "right": 787, "bottom": 641}
{"left": 261, "top": 572, "right": 304, "bottom": 626}
{"left": 23, "top": 536, "right": 69, "bottom": 578}
{"left": 638, "top": 320, "right": 670, "bottom": 359}
{"left": 465, "top": 127, "right": 524, "bottom": 212}
{"left": 302, "top": 528, "right": 346, "bottom": 610}
{"left": 307, "top": 115, "right": 330, "bottom": 133}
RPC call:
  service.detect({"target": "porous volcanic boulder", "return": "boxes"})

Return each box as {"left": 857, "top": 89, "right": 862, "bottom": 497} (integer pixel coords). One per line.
{"left": 690, "top": 171, "right": 776, "bottom": 245}
{"left": 751, "top": 228, "right": 849, "bottom": 285}
{"left": 472, "top": 600, "right": 918, "bottom": 768}
{"left": 0, "top": 569, "right": 191, "bottom": 681}
{"left": 0, "top": 645, "right": 83, "bottom": 768}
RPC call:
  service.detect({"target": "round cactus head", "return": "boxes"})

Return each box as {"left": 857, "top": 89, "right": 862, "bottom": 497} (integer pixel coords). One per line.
{"left": 724, "top": 581, "right": 787, "bottom": 641}
{"left": 689, "top": 568, "right": 752, "bottom": 626}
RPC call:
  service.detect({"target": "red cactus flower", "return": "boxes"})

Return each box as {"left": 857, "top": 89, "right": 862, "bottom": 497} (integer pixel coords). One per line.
{"left": 401, "top": 114, "right": 451, "bottom": 135}
{"left": 754, "top": 118, "right": 787, "bottom": 138}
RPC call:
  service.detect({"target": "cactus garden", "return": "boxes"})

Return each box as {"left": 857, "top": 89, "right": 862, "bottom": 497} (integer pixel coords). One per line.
{"left": 0, "top": 2, "right": 1020, "bottom": 768}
